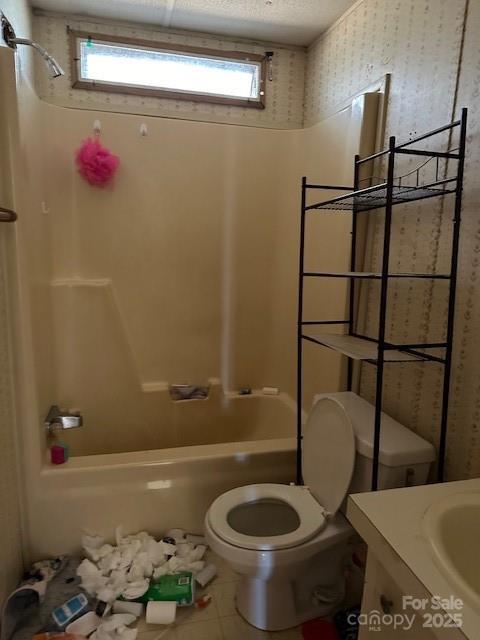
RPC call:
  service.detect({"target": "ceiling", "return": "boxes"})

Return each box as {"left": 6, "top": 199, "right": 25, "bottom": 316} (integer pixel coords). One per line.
{"left": 30, "top": 0, "right": 357, "bottom": 46}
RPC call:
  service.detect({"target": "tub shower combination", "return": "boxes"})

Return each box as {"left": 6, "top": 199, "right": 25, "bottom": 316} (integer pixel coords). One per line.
{"left": 17, "top": 89, "right": 381, "bottom": 561}
{"left": 30, "top": 391, "right": 297, "bottom": 558}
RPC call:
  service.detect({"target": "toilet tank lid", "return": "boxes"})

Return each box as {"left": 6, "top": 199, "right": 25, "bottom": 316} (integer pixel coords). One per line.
{"left": 312, "top": 392, "right": 436, "bottom": 467}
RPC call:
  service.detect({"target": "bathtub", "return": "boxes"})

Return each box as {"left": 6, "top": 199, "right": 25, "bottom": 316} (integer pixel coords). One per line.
{"left": 26, "top": 393, "right": 296, "bottom": 559}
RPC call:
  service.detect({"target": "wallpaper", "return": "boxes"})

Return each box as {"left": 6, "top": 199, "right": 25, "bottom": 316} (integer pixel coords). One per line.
{"left": 446, "top": 0, "right": 480, "bottom": 479}
{"left": 305, "top": 0, "right": 480, "bottom": 481}
{"left": 32, "top": 12, "right": 306, "bottom": 129}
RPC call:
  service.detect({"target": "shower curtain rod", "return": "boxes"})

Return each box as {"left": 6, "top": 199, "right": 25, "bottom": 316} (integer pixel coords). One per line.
{"left": 0, "top": 205, "right": 17, "bottom": 222}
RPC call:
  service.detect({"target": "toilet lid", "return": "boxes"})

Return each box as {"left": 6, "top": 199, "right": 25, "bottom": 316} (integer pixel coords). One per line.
{"left": 302, "top": 397, "right": 355, "bottom": 515}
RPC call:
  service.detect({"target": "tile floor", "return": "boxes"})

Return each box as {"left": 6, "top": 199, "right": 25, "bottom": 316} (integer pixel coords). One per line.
{"left": 136, "top": 552, "right": 303, "bottom": 640}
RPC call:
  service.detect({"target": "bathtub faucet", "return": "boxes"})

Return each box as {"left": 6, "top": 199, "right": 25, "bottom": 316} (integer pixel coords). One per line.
{"left": 45, "top": 405, "right": 83, "bottom": 432}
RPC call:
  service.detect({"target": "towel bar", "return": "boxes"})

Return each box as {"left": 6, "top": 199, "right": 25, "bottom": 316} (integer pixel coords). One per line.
{"left": 0, "top": 205, "right": 17, "bottom": 222}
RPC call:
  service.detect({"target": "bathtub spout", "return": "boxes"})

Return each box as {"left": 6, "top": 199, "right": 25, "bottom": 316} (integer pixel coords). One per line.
{"left": 45, "top": 405, "right": 83, "bottom": 431}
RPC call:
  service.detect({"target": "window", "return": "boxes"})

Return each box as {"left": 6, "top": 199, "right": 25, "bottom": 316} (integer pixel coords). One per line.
{"left": 70, "top": 31, "right": 266, "bottom": 108}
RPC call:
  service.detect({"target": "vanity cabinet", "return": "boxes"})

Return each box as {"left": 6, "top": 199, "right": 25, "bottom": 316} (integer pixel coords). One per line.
{"left": 346, "top": 485, "right": 473, "bottom": 640}
{"left": 360, "top": 552, "right": 438, "bottom": 639}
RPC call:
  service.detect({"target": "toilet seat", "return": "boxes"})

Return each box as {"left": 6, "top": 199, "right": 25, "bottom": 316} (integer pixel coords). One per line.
{"left": 207, "top": 483, "right": 327, "bottom": 551}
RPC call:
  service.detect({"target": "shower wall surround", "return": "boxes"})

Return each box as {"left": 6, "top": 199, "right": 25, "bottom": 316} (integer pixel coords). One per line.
{"left": 42, "top": 99, "right": 368, "bottom": 457}
{"left": 32, "top": 11, "right": 306, "bottom": 129}
{"left": 305, "top": 0, "right": 480, "bottom": 480}
{"left": 0, "top": 0, "right": 33, "bottom": 604}
{"left": 39, "top": 108, "right": 301, "bottom": 447}
{"left": 0, "top": 235, "right": 22, "bottom": 605}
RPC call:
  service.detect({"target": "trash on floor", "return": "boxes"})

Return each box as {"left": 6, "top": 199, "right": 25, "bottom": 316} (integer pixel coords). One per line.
{"left": 194, "top": 564, "right": 216, "bottom": 587}
{"left": 51, "top": 594, "right": 89, "bottom": 628}
{"left": 89, "top": 613, "right": 138, "bottom": 640}
{"left": 333, "top": 606, "right": 360, "bottom": 640}
{"left": 301, "top": 617, "right": 340, "bottom": 640}
{"left": 136, "top": 573, "right": 194, "bottom": 607}
{"left": 1, "top": 527, "right": 216, "bottom": 640}
{"left": 1, "top": 557, "right": 80, "bottom": 640}
{"left": 77, "top": 526, "right": 212, "bottom": 604}
{"left": 194, "top": 594, "right": 212, "bottom": 610}
{"left": 145, "top": 602, "right": 176, "bottom": 625}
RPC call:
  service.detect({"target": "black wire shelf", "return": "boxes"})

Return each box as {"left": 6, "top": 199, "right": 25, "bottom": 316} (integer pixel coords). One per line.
{"left": 302, "top": 271, "right": 451, "bottom": 280}
{"left": 296, "top": 108, "right": 468, "bottom": 490}
{"left": 301, "top": 333, "right": 446, "bottom": 364}
{"left": 306, "top": 179, "right": 457, "bottom": 213}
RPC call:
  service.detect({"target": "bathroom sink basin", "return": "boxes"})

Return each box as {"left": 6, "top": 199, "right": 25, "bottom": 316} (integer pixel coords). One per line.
{"left": 423, "top": 492, "right": 480, "bottom": 610}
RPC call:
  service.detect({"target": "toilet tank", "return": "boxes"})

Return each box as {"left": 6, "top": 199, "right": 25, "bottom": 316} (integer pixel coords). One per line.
{"left": 313, "top": 392, "right": 436, "bottom": 492}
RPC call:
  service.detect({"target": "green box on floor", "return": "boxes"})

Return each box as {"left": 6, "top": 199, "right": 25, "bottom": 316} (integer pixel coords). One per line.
{"left": 137, "top": 572, "right": 195, "bottom": 607}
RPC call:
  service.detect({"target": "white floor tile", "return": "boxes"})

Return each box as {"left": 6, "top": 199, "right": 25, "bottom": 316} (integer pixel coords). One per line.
{"left": 219, "top": 614, "right": 270, "bottom": 640}
{"left": 175, "top": 597, "right": 218, "bottom": 625}
{"left": 175, "top": 619, "right": 223, "bottom": 640}
{"left": 134, "top": 549, "right": 303, "bottom": 640}
{"left": 212, "top": 580, "right": 239, "bottom": 617}
{"left": 137, "top": 626, "right": 176, "bottom": 640}
{"left": 136, "top": 618, "right": 170, "bottom": 636}
{"left": 268, "top": 626, "right": 303, "bottom": 639}
{"left": 135, "top": 617, "right": 151, "bottom": 632}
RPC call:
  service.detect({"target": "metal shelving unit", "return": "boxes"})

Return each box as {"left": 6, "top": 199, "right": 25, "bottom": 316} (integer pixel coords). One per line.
{"left": 296, "top": 108, "right": 468, "bottom": 490}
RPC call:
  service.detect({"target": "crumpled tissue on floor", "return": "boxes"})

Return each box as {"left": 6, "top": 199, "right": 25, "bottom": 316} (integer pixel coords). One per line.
{"left": 77, "top": 527, "right": 207, "bottom": 604}
{"left": 90, "top": 613, "right": 138, "bottom": 640}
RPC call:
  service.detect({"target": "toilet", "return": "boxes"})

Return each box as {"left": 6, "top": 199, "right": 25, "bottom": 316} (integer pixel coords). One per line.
{"left": 204, "top": 392, "right": 436, "bottom": 631}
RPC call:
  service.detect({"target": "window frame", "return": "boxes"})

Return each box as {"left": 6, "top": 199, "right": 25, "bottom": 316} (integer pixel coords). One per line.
{"left": 69, "top": 29, "right": 267, "bottom": 109}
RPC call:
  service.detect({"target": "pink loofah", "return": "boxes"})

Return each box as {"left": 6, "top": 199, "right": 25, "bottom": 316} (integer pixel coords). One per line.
{"left": 75, "top": 137, "right": 119, "bottom": 187}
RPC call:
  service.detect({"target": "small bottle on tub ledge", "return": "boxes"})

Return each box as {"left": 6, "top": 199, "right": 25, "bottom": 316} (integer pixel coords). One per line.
{"left": 50, "top": 442, "right": 70, "bottom": 464}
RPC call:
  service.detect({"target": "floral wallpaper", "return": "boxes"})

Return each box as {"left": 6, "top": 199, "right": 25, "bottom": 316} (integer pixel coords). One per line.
{"left": 306, "top": 0, "right": 480, "bottom": 480}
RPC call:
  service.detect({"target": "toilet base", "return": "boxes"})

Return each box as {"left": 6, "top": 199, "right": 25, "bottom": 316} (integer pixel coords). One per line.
{"left": 237, "top": 575, "right": 297, "bottom": 631}
{"left": 235, "top": 542, "right": 348, "bottom": 631}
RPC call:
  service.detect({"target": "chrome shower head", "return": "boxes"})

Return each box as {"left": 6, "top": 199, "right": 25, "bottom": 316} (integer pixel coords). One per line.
{"left": 1, "top": 15, "right": 64, "bottom": 78}
{"left": 43, "top": 52, "right": 64, "bottom": 79}
{"left": 8, "top": 37, "right": 65, "bottom": 78}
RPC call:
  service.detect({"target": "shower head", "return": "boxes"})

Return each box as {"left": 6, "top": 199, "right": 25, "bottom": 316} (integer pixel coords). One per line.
{"left": 1, "top": 15, "right": 64, "bottom": 78}
{"left": 8, "top": 37, "right": 65, "bottom": 78}
{"left": 42, "top": 50, "right": 65, "bottom": 79}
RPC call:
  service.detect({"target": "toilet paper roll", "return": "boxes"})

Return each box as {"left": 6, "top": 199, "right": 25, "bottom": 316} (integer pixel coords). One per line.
{"left": 66, "top": 611, "right": 102, "bottom": 636}
{"left": 146, "top": 601, "right": 176, "bottom": 625}
{"left": 195, "top": 563, "right": 217, "bottom": 588}
{"left": 191, "top": 545, "right": 207, "bottom": 561}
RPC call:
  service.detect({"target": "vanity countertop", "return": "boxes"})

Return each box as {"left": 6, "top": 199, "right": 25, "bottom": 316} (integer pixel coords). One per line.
{"left": 347, "top": 478, "right": 480, "bottom": 640}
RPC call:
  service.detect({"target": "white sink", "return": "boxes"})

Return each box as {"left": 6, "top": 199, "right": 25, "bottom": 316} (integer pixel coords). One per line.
{"left": 423, "top": 491, "right": 480, "bottom": 610}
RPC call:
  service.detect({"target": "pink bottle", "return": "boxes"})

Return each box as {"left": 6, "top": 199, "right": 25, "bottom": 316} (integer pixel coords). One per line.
{"left": 51, "top": 443, "right": 69, "bottom": 464}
